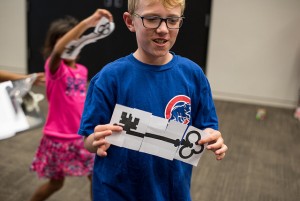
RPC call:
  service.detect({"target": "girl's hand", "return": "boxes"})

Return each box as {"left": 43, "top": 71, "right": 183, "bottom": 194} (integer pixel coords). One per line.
{"left": 84, "top": 9, "right": 114, "bottom": 28}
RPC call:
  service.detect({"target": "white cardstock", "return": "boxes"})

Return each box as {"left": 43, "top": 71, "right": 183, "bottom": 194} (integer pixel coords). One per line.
{"left": 61, "top": 17, "right": 115, "bottom": 60}
{"left": 108, "top": 104, "right": 209, "bottom": 166}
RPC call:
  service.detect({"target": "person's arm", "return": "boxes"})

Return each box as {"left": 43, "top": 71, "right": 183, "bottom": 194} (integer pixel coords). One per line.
{"left": 49, "top": 9, "right": 113, "bottom": 74}
{"left": 198, "top": 128, "right": 228, "bottom": 160}
{"left": 0, "top": 70, "right": 45, "bottom": 85}
{"left": 0, "top": 70, "right": 27, "bottom": 82}
{"left": 84, "top": 124, "right": 123, "bottom": 157}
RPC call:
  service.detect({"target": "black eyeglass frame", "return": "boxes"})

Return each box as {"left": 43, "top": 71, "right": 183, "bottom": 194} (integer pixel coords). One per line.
{"left": 132, "top": 13, "right": 185, "bottom": 29}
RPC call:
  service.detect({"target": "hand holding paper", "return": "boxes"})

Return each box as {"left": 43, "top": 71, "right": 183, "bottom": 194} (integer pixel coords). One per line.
{"left": 91, "top": 124, "right": 123, "bottom": 157}
{"left": 107, "top": 104, "right": 210, "bottom": 166}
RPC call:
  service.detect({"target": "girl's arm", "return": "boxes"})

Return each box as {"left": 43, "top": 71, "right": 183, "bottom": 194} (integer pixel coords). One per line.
{"left": 49, "top": 9, "right": 113, "bottom": 74}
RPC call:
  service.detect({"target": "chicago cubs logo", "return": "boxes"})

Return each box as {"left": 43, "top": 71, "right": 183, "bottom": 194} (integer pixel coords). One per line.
{"left": 165, "top": 95, "right": 191, "bottom": 124}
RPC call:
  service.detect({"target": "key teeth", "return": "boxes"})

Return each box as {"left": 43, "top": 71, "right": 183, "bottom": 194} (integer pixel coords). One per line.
{"left": 120, "top": 112, "right": 140, "bottom": 131}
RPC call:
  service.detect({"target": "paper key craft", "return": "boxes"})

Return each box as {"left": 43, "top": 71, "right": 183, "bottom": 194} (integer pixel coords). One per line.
{"left": 107, "top": 104, "right": 209, "bottom": 166}
{"left": 61, "top": 17, "right": 115, "bottom": 60}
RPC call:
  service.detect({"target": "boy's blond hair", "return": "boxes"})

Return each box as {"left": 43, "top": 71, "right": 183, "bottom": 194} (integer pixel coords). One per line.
{"left": 128, "top": 0, "right": 185, "bottom": 15}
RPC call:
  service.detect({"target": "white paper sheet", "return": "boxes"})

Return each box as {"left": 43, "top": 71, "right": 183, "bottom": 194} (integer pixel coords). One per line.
{"left": 174, "top": 126, "right": 209, "bottom": 166}
{"left": 61, "top": 17, "right": 115, "bottom": 60}
{"left": 108, "top": 104, "right": 209, "bottom": 166}
{"left": 0, "top": 81, "right": 29, "bottom": 140}
{"left": 139, "top": 115, "right": 169, "bottom": 158}
{"left": 122, "top": 108, "right": 152, "bottom": 151}
{"left": 107, "top": 104, "right": 131, "bottom": 147}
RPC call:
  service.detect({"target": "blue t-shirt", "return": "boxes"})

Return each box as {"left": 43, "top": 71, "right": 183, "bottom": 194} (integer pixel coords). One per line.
{"left": 78, "top": 53, "right": 218, "bottom": 201}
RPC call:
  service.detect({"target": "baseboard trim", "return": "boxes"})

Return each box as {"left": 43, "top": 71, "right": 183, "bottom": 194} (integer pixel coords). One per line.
{"left": 212, "top": 91, "right": 297, "bottom": 109}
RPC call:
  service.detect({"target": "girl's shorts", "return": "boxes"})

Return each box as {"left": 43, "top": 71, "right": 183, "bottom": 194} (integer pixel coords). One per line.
{"left": 30, "top": 135, "right": 94, "bottom": 179}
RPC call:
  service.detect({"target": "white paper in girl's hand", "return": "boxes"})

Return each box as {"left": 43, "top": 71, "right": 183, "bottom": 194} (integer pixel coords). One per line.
{"left": 61, "top": 17, "right": 115, "bottom": 60}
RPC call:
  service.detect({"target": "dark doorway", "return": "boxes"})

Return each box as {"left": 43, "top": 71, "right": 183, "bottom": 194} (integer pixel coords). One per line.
{"left": 172, "top": 0, "right": 212, "bottom": 72}
{"left": 27, "top": 0, "right": 211, "bottom": 79}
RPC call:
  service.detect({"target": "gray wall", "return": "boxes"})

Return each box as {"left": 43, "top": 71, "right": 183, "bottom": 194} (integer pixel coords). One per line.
{"left": 0, "top": 0, "right": 27, "bottom": 74}
{"left": 207, "top": 0, "right": 300, "bottom": 108}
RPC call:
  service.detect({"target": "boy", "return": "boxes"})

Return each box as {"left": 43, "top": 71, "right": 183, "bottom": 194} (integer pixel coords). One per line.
{"left": 79, "top": 0, "right": 228, "bottom": 200}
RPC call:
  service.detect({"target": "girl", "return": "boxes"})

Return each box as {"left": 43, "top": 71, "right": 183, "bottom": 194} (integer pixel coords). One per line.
{"left": 29, "top": 9, "right": 113, "bottom": 201}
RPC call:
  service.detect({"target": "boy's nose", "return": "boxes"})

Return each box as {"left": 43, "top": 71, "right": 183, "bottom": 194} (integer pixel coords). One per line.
{"left": 156, "top": 20, "right": 169, "bottom": 32}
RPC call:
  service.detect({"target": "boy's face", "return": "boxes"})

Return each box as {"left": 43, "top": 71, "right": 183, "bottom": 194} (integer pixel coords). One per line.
{"left": 130, "top": 1, "right": 182, "bottom": 63}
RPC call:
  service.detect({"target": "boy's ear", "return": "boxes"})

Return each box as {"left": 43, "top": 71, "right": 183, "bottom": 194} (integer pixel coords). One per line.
{"left": 123, "top": 12, "right": 135, "bottom": 32}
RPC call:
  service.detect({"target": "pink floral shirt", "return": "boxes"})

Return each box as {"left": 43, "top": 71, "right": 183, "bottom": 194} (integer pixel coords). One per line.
{"left": 43, "top": 59, "right": 88, "bottom": 139}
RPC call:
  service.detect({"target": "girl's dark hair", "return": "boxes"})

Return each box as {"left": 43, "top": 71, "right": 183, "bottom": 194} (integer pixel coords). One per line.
{"left": 43, "top": 16, "right": 78, "bottom": 58}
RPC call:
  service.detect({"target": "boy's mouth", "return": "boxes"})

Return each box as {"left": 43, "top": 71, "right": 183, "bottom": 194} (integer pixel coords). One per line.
{"left": 153, "top": 39, "right": 167, "bottom": 44}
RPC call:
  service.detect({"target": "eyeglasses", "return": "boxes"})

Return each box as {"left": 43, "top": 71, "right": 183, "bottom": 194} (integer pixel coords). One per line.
{"left": 133, "top": 13, "right": 184, "bottom": 29}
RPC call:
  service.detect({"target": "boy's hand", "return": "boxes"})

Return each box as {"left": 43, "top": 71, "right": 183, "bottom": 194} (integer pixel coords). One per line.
{"left": 198, "top": 128, "right": 228, "bottom": 160}
{"left": 93, "top": 124, "right": 123, "bottom": 157}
